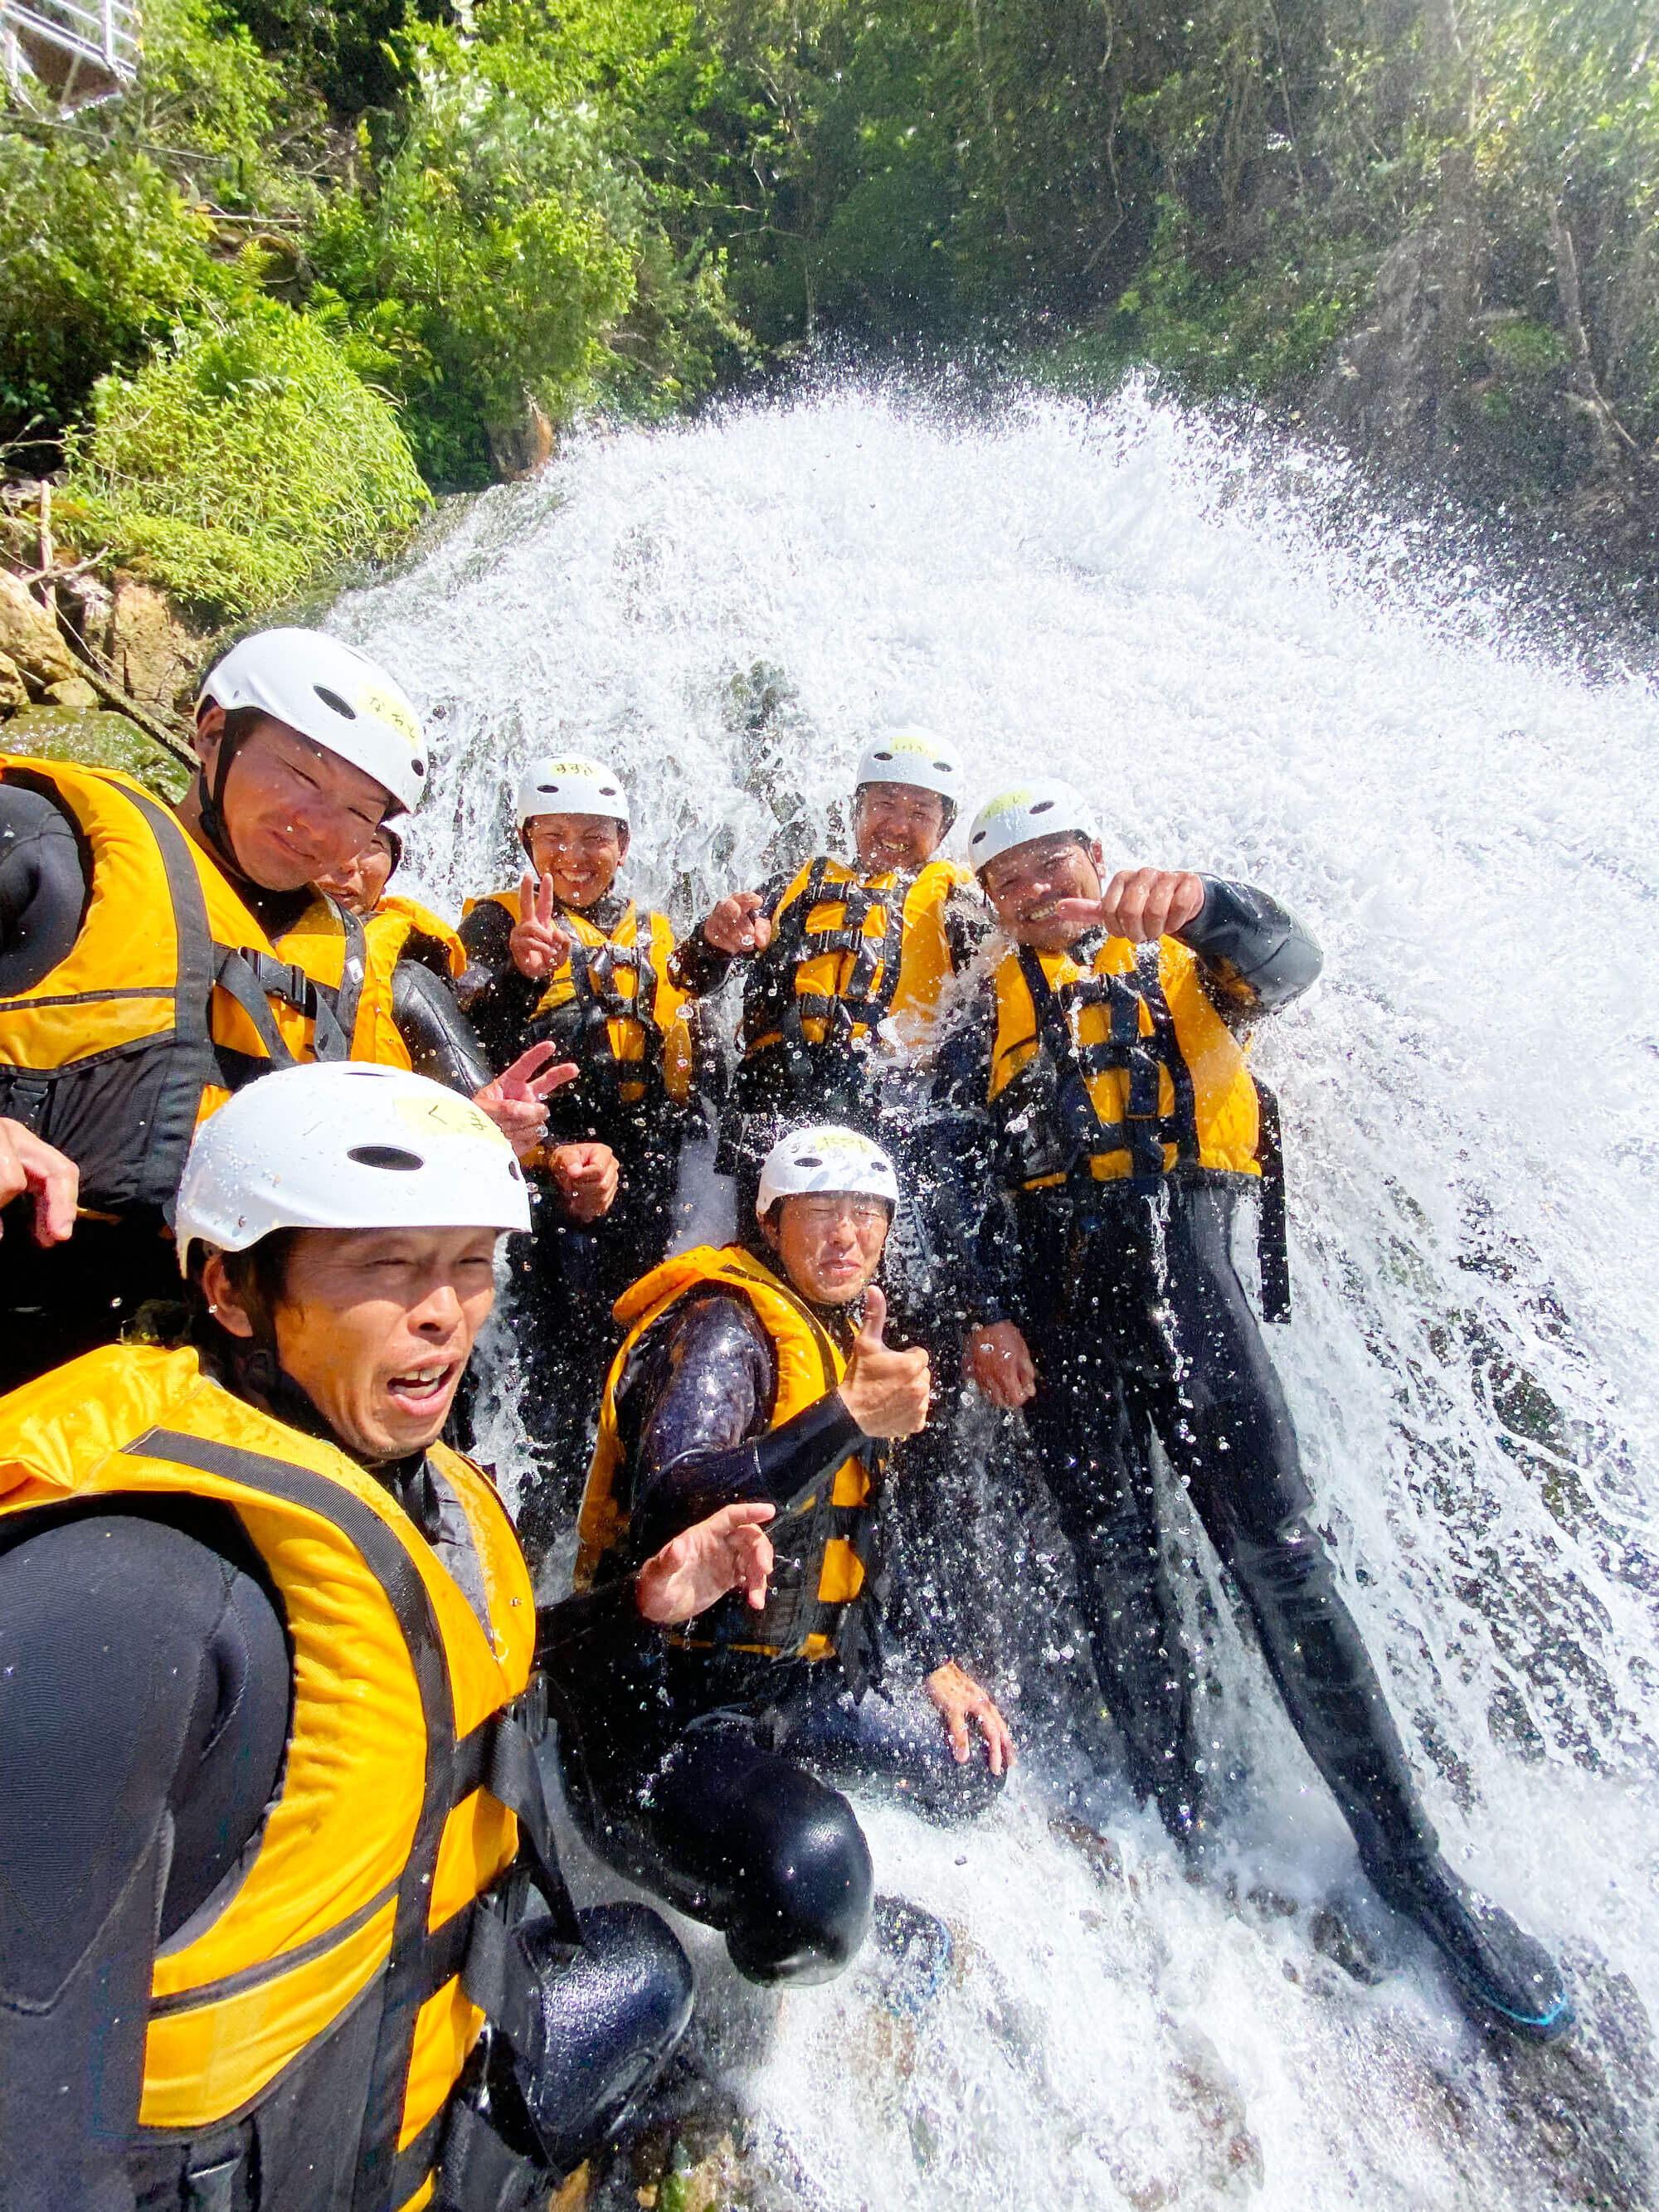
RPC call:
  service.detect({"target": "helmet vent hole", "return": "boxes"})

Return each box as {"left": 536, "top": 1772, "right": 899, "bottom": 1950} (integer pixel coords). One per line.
{"left": 348, "top": 1145, "right": 425, "bottom": 1172}
{"left": 314, "top": 685, "right": 358, "bottom": 721}
{"left": 795, "top": 1154, "right": 823, "bottom": 1168}
{"left": 1030, "top": 800, "right": 1054, "bottom": 816}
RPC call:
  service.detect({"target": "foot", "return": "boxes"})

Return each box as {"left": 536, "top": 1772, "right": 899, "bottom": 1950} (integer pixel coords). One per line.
{"left": 1377, "top": 1856, "right": 1572, "bottom": 2039}
{"left": 870, "top": 1894, "right": 953, "bottom": 2017}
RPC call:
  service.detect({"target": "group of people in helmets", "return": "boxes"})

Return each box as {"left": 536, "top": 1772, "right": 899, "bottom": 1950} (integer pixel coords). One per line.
{"left": 0, "top": 626, "right": 1569, "bottom": 2212}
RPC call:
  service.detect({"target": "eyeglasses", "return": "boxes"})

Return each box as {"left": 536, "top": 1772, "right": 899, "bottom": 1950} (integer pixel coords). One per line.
{"left": 794, "top": 1197, "right": 890, "bottom": 1230}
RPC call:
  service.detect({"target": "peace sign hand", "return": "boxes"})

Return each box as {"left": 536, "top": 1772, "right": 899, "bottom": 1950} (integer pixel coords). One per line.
{"left": 509, "top": 872, "right": 572, "bottom": 983}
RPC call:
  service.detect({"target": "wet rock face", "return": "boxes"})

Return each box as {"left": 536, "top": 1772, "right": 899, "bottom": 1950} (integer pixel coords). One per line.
{"left": 0, "top": 570, "right": 80, "bottom": 694}
{"left": 68, "top": 575, "right": 210, "bottom": 719}
{"left": 2, "top": 707, "right": 191, "bottom": 800}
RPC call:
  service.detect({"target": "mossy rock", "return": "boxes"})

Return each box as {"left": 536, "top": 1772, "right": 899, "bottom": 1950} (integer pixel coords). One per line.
{"left": 2, "top": 706, "right": 191, "bottom": 801}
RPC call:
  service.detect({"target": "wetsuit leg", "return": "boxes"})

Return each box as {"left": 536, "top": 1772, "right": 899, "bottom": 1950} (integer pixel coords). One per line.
{"left": 782, "top": 1671, "right": 1005, "bottom": 1824}
{"left": 567, "top": 1694, "right": 874, "bottom": 1987}
{"left": 1016, "top": 1203, "right": 1209, "bottom": 1839}
{"left": 0, "top": 1509, "right": 289, "bottom": 2212}
{"left": 1102, "top": 1187, "right": 1434, "bottom": 1878}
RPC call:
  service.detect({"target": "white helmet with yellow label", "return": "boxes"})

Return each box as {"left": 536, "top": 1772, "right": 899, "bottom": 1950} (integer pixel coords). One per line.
{"left": 854, "top": 726, "right": 964, "bottom": 809}
{"left": 755, "top": 1123, "right": 901, "bottom": 1221}
{"left": 514, "top": 754, "right": 630, "bottom": 835}
{"left": 967, "top": 778, "right": 1101, "bottom": 875}
{"left": 175, "top": 1062, "right": 530, "bottom": 1273}
{"left": 199, "top": 628, "right": 428, "bottom": 815}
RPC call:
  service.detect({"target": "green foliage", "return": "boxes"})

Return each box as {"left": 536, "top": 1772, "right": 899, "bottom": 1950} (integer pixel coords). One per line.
{"left": 63, "top": 302, "right": 428, "bottom": 615}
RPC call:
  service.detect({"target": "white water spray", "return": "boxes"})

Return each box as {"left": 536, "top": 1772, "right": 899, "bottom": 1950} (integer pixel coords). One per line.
{"left": 333, "top": 378, "right": 1659, "bottom": 2209}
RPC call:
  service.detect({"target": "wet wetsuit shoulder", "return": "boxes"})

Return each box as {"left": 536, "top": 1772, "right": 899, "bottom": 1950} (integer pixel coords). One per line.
{"left": 391, "top": 957, "right": 493, "bottom": 1092}
{"left": 1178, "top": 876, "right": 1323, "bottom": 1018}
{"left": 0, "top": 780, "right": 90, "bottom": 995}
{"left": 615, "top": 1288, "right": 864, "bottom": 1563}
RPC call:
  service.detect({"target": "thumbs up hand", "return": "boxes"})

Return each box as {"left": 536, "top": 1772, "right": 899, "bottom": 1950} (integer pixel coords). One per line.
{"left": 837, "top": 1286, "right": 932, "bottom": 1439}
{"left": 508, "top": 870, "right": 572, "bottom": 982}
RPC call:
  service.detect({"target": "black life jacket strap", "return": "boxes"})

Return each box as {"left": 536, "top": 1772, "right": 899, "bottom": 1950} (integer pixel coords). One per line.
{"left": 1253, "top": 1078, "right": 1292, "bottom": 1323}
{"left": 212, "top": 945, "right": 353, "bottom": 1071}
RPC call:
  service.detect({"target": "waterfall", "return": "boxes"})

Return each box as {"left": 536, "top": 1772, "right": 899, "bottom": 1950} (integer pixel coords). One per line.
{"left": 330, "top": 376, "right": 1659, "bottom": 2210}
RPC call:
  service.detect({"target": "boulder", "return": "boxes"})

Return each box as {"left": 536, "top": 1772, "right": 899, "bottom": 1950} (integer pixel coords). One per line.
{"left": 0, "top": 568, "right": 78, "bottom": 693}
{"left": 487, "top": 394, "right": 557, "bottom": 480}
{"left": 42, "top": 675, "right": 100, "bottom": 710}
{"left": 0, "top": 651, "right": 28, "bottom": 713}
{"left": 87, "top": 574, "right": 210, "bottom": 717}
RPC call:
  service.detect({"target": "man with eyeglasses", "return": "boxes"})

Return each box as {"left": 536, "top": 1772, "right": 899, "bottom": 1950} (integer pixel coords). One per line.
{"left": 0, "top": 627, "right": 569, "bottom": 1390}
{"left": 552, "top": 1123, "right": 1014, "bottom": 1988}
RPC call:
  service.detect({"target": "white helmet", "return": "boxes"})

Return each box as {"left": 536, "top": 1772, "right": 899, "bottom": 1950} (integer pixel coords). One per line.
{"left": 855, "top": 727, "right": 963, "bottom": 809}
{"left": 175, "top": 1062, "right": 530, "bottom": 1275}
{"left": 755, "top": 1124, "right": 900, "bottom": 1221}
{"left": 968, "top": 778, "right": 1101, "bottom": 874}
{"left": 199, "top": 629, "right": 427, "bottom": 815}
{"left": 514, "top": 754, "right": 630, "bottom": 834}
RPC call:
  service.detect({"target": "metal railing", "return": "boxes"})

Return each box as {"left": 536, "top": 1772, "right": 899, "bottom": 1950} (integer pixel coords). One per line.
{"left": 2, "top": 0, "right": 139, "bottom": 110}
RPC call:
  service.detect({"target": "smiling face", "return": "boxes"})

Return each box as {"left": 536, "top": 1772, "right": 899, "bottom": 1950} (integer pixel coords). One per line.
{"left": 314, "top": 828, "right": 395, "bottom": 916}
{"left": 981, "top": 831, "right": 1104, "bottom": 952}
{"left": 196, "top": 706, "right": 393, "bottom": 892}
{"left": 763, "top": 1193, "right": 891, "bottom": 1305}
{"left": 203, "top": 1225, "right": 499, "bottom": 1458}
{"left": 853, "top": 782, "right": 947, "bottom": 873}
{"left": 523, "top": 811, "right": 627, "bottom": 910}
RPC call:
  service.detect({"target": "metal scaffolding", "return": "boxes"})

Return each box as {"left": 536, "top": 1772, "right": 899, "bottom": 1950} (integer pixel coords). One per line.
{"left": 2, "top": 0, "right": 139, "bottom": 110}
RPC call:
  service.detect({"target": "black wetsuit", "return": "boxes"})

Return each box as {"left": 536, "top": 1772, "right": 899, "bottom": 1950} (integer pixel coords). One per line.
{"left": 459, "top": 892, "right": 704, "bottom": 1541}
{"left": 933, "top": 880, "right": 1438, "bottom": 1876}
{"left": 552, "top": 1280, "right": 1001, "bottom": 1986}
{"left": 0, "top": 783, "right": 494, "bottom": 1394}
{"left": 0, "top": 1362, "right": 693, "bottom": 2212}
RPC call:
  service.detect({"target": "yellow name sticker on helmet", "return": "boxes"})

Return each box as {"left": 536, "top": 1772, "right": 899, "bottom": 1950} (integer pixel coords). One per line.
{"left": 985, "top": 788, "right": 1033, "bottom": 816}
{"left": 397, "top": 1092, "right": 508, "bottom": 1146}
{"left": 358, "top": 682, "right": 421, "bottom": 750}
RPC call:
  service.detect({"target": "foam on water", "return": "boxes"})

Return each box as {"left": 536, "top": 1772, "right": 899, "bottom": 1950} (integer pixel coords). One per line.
{"left": 331, "top": 377, "right": 1659, "bottom": 2208}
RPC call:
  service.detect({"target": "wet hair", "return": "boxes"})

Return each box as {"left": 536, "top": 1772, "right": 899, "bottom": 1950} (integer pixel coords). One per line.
{"left": 180, "top": 1230, "right": 301, "bottom": 1353}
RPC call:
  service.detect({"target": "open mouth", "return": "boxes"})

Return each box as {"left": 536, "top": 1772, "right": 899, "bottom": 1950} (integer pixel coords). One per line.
{"left": 385, "top": 1363, "right": 457, "bottom": 1416}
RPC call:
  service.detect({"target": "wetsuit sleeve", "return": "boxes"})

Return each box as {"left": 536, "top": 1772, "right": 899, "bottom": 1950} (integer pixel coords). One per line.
{"left": 455, "top": 897, "right": 544, "bottom": 1067}
{"left": 391, "top": 957, "right": 494, "bottom": 1092}
{"left": 0, "top": 782, "right": 89, "bottom": 996}
{"left": 666, "top": 924, "right": 734, "bottom": 998}
{"left": 0, "top": 1510, "right": 288, "bottom": 2212}
{"left": 944, "top": 881, "right": 993, "bottom": 971}
{"left": 625, "top": 1293, "right": 865, "bottom": 1561}
{"left": 1175, "top": 877, "right": 1324, "bottom": 1018}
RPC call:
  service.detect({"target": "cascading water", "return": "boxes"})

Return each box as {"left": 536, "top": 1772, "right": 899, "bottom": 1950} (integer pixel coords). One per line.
{"left": 330, "top": 378, "right": 1659, "bottom": 2209}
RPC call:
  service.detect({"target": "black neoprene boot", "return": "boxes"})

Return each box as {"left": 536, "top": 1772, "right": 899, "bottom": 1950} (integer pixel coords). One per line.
{"left": 1374, "top": 1855, "right": 1572, "bottom": 2039}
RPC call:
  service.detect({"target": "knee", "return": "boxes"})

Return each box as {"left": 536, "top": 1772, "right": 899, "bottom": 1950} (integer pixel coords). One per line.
{"left": 724, "top": 1775, "right": 873, "bottom": 1987}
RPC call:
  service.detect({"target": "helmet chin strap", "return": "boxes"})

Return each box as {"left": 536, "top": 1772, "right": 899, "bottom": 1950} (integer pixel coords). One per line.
{"left": 194, "top": 719, "right": 255, "bottom": 885}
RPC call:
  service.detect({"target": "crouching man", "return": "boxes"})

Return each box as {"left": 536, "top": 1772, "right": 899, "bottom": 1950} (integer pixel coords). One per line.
{"left": 0, "top": 1062, "right": 781, "bottom": 2212}
{"left": 561, "top": 1123, "right": 1014, "bottom": 1987}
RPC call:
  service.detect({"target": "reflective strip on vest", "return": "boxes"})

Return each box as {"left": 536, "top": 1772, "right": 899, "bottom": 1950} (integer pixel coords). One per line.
{"left": 988, "top": 933, "right": 1264, "bottom": 1187}
{"left": 576, "top": 1245, "right": 878, "bottom": 1662}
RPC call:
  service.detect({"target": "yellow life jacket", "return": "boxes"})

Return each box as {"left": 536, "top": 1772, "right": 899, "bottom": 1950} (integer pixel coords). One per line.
{"left": 466, "top": 892, "right": 693, "bottom": 1112}
{"left": 576, "top": 1244, "right": 878, "bottom": 1665}
{"left": 0, "top": 1341, "right": 562, "bottom": 2212}
{"left": 366, "top": 894, "right": 468, "bottom": 983}
{"left": 0, "top": 757, "right": 410, "bottom": 1213}
{"left": 742, "top": 854, "right": 975, "bottom": 1059}
{"left": 989, "top": 933, "right": 1264, "bottom": 1187}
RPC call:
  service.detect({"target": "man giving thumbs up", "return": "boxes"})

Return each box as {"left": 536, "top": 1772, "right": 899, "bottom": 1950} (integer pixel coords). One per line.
{"left": 552, "top": 1124, "right": 1014, "bottom": 1989}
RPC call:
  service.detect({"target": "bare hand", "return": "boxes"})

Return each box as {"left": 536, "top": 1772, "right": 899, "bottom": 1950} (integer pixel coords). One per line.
{"left": 837, "top": 1286, "right": 931, "bottom": 1439}
{"left": 964, "top": 1320, "right": 1037, "bottom": 1408}
{"left": 509, "top": 871, "right": 572, "bottom": 983}
{"left": 925, "top": 1660, "right": 1017, "bottom": 1776}
{"left": 635, "top": 1500, "right": 777, "bottom": 1623}
{"left": 473, "top": 1041, "right": 578, "bottom": 1159}
{"left": 703, "top": 890, "right": 772, "bottom": 957}
{"left": 0, "top": 1120, "right": 79, "bottom": 1246}
{"left": 1053, "top": 867, "right": 1205, "bottom": 944}
{"left": 549, "top": 1140, "right": 619, "bottom": 1223}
